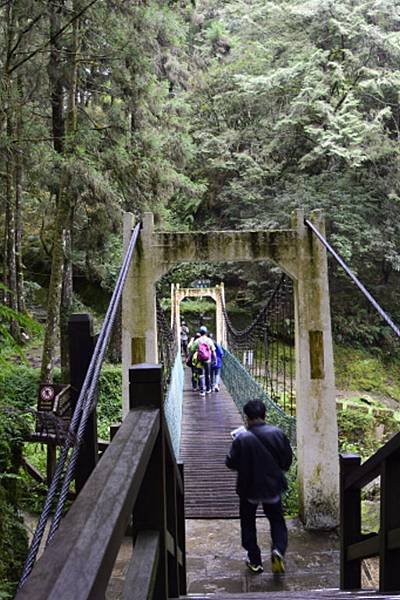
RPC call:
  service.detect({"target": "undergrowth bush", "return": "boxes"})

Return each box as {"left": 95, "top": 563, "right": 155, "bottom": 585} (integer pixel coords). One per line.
{"left": 335, "top": 345, "right": 400, "bottom": 401}
{"left": 0, "top": 404, "right": 29, "bottom": 597}
{"left": 337, "top": 407, "right": 398, "bottom": 458}
{"left": 98, "top": 365, "right": 122, "bottom": 438}
{"left": 283, "top": 457, "right": 298, "bottom": 517}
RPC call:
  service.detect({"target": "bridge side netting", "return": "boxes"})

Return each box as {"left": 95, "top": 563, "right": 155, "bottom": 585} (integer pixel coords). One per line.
{"left": 221, "top": 274, "right": 296, "bottom": 417}
{"left": 164, "top": 354, "right": 184, "bottom": 458}
{"left": 156, "top": 297, "right": 184, "bottom": 458}
{"left": 222, "top": 349, "right": 296, "bottom": 446}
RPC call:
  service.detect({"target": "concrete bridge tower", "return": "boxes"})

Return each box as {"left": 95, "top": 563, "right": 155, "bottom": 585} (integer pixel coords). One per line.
{"left": 122, "top": 209, "right": 339, "bottom": 529}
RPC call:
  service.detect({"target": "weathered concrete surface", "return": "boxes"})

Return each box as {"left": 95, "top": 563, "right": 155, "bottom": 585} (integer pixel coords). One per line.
{"left": 185, "top": 518, "right": 340, "bottom": 595}
{"left": 106, "top": 518, "right": 380, "bottom": 598}
{"left": 171, "top": 283, "right": 227, "bottom": 347}
{"left": 292, "top": 209, "right": 339, "bottom": 528}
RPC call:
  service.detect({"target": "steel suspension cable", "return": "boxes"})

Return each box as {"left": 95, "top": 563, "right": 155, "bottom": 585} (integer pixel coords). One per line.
{"left": 47, "top": 222, "right": 141, "bottom": 543}
{"left": 18, "top": 222, "right": 141, "bottom": 589}
{"left": 220, "top": 275, "right": 286, "bottom": 339}
{"left": 305, "top": 219, "right": 400, "bottom": 338}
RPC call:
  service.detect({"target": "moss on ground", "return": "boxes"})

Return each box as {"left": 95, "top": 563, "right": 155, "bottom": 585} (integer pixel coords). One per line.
{"left": 335, "top": 345, "right": 400, "bottom": 402}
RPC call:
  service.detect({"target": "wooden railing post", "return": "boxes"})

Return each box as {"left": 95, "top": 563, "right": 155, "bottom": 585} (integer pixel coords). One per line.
{"left": 177, "top": 462, "right": 187, "bottom": 596}
{"left": 380, "top": 456, "right": 400, "bottom": 592}
{"left": 166, "top": 447, "right": 179, "bottom": 598}
{"left": 129, "top": 364, "right": 168, "bottom": 599}
{"left": 340, "top": 454, "right": 361, "bottom": 589}
{"left": 68, "top": 313, "right": 98, "bottom": 493}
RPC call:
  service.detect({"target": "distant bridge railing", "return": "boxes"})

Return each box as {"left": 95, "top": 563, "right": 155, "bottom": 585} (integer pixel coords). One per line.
{"left": 164, "top": 353, "right": 184, "bottom": 458}
{"left": 221, "top": 349, "right": 296, "bottom": 446}
{"left": 340, "top": 433, "right": 400, "bottom": 594}
{"left": 15, "top": 365, "right": 186, "bottom": 600}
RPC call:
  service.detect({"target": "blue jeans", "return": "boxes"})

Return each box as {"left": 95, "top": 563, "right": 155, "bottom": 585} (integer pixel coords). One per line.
{"left": 211, "top": 366, "right": 221, "bottom": 388}
{"left": 239, "top": 497, "right": 287, "bottom": 565}
{"left": 199, "top": 362, "right": 212, "bottom": 392}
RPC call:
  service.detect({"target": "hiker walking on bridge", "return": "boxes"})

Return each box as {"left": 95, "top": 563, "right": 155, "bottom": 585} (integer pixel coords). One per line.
{"left": 180, "top": 320, "right": 190, "bottom": 359}
{"left": 189, "top": 325, "right": 216, "bottom": 396}
{"left": 226, "top": 399, "right": 293, "bottom": 575}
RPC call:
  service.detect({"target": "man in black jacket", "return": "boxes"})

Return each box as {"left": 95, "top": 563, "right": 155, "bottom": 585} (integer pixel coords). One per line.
{"left": 226, "top": 399, "right": 293, "bottom": 575}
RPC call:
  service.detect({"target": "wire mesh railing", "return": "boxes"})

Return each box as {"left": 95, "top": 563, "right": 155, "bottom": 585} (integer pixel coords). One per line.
{"left": 221, "top": 275, "right": 295, "bottom": 416}
{"left": 221, "top": 349, "right": 296, "bottom": 445}
{"left": 156, "top": 298, "right": 184, "bottom": 458}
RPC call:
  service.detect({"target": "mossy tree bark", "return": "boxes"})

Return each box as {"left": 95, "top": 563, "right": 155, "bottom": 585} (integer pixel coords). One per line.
{"left": 3, "top": 1, "right": 21, "bottom": 341}
{"left": 41, "top": 2, "right": 79, "bottom": 382}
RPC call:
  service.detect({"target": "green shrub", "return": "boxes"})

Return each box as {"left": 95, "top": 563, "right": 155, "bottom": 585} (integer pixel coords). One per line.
{"left": 97, "top": 365, "right": 123, "bottom": 439}
{"left": 337, "top": 407, "right": 398, "bottom": 458}
{"left": 335, "top": 345, "right": 400, "bottom": 401}
{"left": 0, "top": 404, "right": 29, "bottom": 596}
{"left": 0, "top": 365, "right": 41, "bottom": 410}
{"left": 283, "top": 458, "right": 299, "bottom": 517}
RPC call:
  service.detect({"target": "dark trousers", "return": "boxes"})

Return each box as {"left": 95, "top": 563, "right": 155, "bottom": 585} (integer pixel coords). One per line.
{"left": 239, "top": 497, "right": 287, "bottom": 565}
{"left": 199, "top": 361, "right": 212, "bottom": 392}
{"left": 191, "top": 367, "right": 201, "bottom": 389}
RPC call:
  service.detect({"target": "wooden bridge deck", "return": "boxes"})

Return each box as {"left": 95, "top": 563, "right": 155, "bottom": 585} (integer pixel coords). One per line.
{"left": 179, "top": 368, "right": 243, "bottom": 519}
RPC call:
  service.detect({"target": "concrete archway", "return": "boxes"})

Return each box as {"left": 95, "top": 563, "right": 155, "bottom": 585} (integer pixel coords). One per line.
{"left": 170, "top": 284, "right": 227, "bottom": 347}
{"left": 122, "top": 210, "right": 339, "bottom": 529}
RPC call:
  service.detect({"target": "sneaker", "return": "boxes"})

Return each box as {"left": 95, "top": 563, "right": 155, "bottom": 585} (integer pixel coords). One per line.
{"left": 199, "top": 391, "right": 206, "bottom": 397}
{"left": 245, "top": 560, "right": 263, "bottom": 574}
{"left": 214, "top": 385, "right": 219, "bottom": 392}
{"left": 271, "top": 549, "right": 285, "bottom": 574}
{"left": 206, "top": 388, "right": 212, "bottom": 394}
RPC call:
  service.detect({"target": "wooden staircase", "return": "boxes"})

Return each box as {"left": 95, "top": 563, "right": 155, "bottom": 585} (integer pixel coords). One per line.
{"left": 180, "top": 591, "right": 397, "bottom": 599}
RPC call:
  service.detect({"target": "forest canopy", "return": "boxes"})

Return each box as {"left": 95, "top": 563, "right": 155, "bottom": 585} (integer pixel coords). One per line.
{"left": 1, "top": 0, "right": 400, "bottom": 377}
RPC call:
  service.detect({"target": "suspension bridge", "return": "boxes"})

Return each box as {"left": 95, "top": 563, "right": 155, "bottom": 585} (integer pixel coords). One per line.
{"left": 15, "top": 210, "right": 400, "bottom": 599}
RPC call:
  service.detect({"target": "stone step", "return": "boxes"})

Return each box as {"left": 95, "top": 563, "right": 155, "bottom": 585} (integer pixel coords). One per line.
{"left": 181, "top": 589, "right": 398, "bottom": 599}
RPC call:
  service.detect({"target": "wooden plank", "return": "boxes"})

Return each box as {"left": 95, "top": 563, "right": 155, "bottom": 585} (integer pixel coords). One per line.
{"left": 21, "top": 457, "right": 45, "bottom": 484}
{"left": 166, "top": 530, "right": 175, "bottom": 557}
{"left": 68, "top": 313, "right": 98, "bottom": 494}
{"left": 340, "top": 454, "right": 361, "bottom": 589}
{"left": 346, "top": 534, "right": 379, "bottom": 561}
{"left": 388, "top": 526, "right": 400, "bottom": 550}
{"left": 122, "top": 530, "right": 159, "bottom": 600}
{"left": 380, "top": 456, "right": 400, "bottom": 592}
{"left": 344, "top": 431, "right": 400, "bottom": 491}
{"left": 179, "top": 370, "right": 251, "bottom": 519}
{"left": 15, "top": 409, "right": 160, "bottom": 600}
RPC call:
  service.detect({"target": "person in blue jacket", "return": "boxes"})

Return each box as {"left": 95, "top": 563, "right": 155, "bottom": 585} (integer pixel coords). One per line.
{"left": 209, "top": 333, "right": 224, "bottom": 391}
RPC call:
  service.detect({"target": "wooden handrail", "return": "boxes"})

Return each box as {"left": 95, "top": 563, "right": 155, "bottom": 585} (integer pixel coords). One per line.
{"left": 17, "top": 363, "right": 186, "bottom": 600}
{"left": 343, "top": 431, "right": 400, "bottom": 490}
{"left": 16, "top": 409, "right": 160, "bottom": 599}
{"left": 340, "top": 431, "right": 400, "bottom": 594}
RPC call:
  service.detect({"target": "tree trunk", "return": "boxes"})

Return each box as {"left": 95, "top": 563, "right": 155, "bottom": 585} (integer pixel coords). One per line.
{"left": 41, "top": 1, "right": 79, "bottom": 382}
{"left": 60, "top": 220, "right": 73, "bottom": 379}
{"left": 15, "top": 76, "right": 25, "bottom": 314}
{"left": 40, "top": 173, "right": 70, "bottom": 382}
{"left": 4, "top": 1, "right": 20, "bottom": 340}
{"left": 48, "top": 2, "right": 65, "bottom": 156}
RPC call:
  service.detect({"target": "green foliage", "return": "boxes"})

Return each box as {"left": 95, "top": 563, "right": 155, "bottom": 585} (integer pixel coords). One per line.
{"left": 335, "top": 345, "right": 400, "bottom": 401}
{"left": 337, "top": 407, "right": 398, "bottom": 459}
{"left": 0, "top": 488, "right": 28, "bottom": 598}
{"left": 0, "top": 297, "right": 42, "bottom": 367}
{"left": 0, "top": 404, "right": 29, "bottom": 596}
{"left": 0, "top": 365, "right": 41, "bottom": 410}
{"left": 283, "top": 457, "right": 299, "bottom": 517}
{"left": 97, "top": 365, "right": 123, "bottom": 439}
